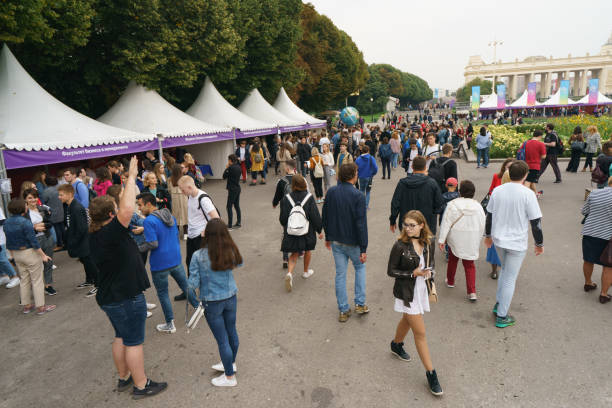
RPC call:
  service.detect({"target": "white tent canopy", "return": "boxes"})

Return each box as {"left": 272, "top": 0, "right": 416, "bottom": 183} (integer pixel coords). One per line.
{"left": 575, "top": 91, "right": 612, "bottom": 105}
{"left": 0, "top": 45, "right": 153, "bottom": 151}
{"left": 509, "top": 90, "right": 543, "bottom": 108}
{"left": 540, "top": 89, "right": 578, "bottom": 106}
{"left": 273, "top": 87, "right": 325, "bottom": 126}
{"left": 479, "top": 93, "right": 499, "bottom": 109}
{"left": 98, "top": 81, "right": 230, "bottom": 137}
{"left": 186, "top": 77, "right": 276, "bottom": 132}
{"left": 238, "top": 88, "right": 302, "bottom": 127}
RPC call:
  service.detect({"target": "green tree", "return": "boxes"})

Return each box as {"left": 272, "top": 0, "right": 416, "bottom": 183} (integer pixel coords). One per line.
{"left": 456, "top": 78, "right": 502, "bottom": 102}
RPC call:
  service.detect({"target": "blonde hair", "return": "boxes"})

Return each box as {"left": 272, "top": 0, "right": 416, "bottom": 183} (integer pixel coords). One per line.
{"left": 311, "top": 146, "right": 320, "bottom": 156}
{"left": 144, "top": 172, "right": 157, "bottom": 188}
{"left": 177, "top": 175, "right": 195, "bottom": 187}
{"left": 398, "top": 210, "right": 432, "bottom": 247}
{"left": 587, "top": 125, "right": 598, "bottom": 134}
{"left": 183, "top": 153, "right": 195, "bottom": 165}
{"left": 391, "top": 132, "right": 399, "bottom": 140}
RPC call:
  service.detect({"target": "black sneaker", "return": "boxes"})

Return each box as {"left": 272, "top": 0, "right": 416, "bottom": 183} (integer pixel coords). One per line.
{"left": 117, "top": 375, "right": 133, "bottom": 392}
{"left": 174, "top": 292, "right": 186, "bottom": 301}
{"left": 233, "top": 224, "right": 241, "bottom": 229}
{"left": 390, "top": 341, "right": 411, "bottom": 361}
{"left": 553, "top": 180, "right": 562, "bottom": 184}
{"left": 282, "top": 261, "right": 288, "bottom": 269}
{"left": 45, "top": 286, "right": 57, "bottom": 296}
{"left": 85, "top": 287, "right": 97, "bottom": 298}
{"left": 132, "top": 379, "right": 168, "bottom": 400}
{"left": 426, "top": 370, "right": 443, "bottom": 396}
{"left": 76, "top": 282, "right": 93, "bottom": 289}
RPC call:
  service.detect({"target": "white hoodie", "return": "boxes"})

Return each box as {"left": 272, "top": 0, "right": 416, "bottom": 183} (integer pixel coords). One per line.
{"left": 438, "top": 197, "right": 486, "bottom": 260}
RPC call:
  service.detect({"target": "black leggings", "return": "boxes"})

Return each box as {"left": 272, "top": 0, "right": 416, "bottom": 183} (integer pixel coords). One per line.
{"left": 226, "top": 190, "right": 241, "bottom": 226}
{"left": 310, "top": 174, "right": 323, "bottom": 198}
{"left": 583, "top": 152, "right": 595, "bottom": 169}
{"left": 381, "top": 158, "right": 391, "bottom": 178}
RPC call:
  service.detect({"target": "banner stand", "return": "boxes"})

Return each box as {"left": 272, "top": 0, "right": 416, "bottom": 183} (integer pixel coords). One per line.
{"left": 157, "top": 134, "right": 164, "bottom": 163}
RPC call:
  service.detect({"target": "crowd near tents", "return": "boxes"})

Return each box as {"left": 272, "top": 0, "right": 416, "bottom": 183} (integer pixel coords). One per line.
{"left": 478, "top": 88, "right": 612, "bottom": 111}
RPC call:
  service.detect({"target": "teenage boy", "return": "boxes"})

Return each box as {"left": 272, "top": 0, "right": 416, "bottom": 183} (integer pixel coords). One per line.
{"left": 485, "top": 160, "right": 544, "bottom": 328}
{"left": 523, "top": 130, "right": 547, "bottom": 195}
{"left": 63, "top": 167, "right": 90, "bottom": 209}
{"left": 137, "top": 193, "right": 198, "bottom": 333}
{"left": 273, "top": 159, "right": 298, "bottom": 269}
{"left": 235, "top": 140, "right": 250, "bottom": 183}
{"left": 355, "top": 145, "right": 378, "bottom": 209}
{"left": 539, "top": 123, "right": 562, "bottom": 183}
{"left": 223, "top": 154, "right": 242, "bottom": 230}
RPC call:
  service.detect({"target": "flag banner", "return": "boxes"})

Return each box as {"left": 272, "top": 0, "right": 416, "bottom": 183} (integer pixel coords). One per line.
{"left": 527, "top": 82, "right": 537, "bottom": 106}
{"left": 559, "top": 80, "right": 570, "bottom": 105}
{"left": 434, "top": 88, "right": 438, "bottom": 98}
{"left": 588, "top": 78, "right": 599, "bottom": 105}
{"left": 496, "top": 84, "right": 506, "bottom": 109}
{"left": 471, "top": 86, "right": 480, "bottom": 110}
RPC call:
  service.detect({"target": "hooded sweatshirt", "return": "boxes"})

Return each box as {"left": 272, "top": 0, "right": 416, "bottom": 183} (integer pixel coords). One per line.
{"left": 438, "top": 197, "right": 486, "bottom": 260}
{"left": 389, "top": 173, "right": 444, "bottom": 234}
{"left": 141, "top": 208, "right": 181, "bottom": 272}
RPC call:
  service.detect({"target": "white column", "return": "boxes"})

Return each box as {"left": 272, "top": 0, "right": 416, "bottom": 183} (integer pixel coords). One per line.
{"left": 544, "top": 72, "right": 552, "bottom": 98}
{"left": 579, "top": 69, "right": 588, "bottom": 96}
{"left": 508, "top": 74, "right": 517, "bottom": 100}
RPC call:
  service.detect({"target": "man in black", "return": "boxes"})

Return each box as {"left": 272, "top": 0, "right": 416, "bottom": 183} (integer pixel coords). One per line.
{"left": 429, "top": 144, "right": 458, "bottom": 192}
{"left": 389, "top": 156, "right": 444, "bottom": 235}
{"left": 539, "top": 123, "right": 562, "bottom": 183}
{"left": 296, "top": 136, "right": 312, "bottom": 177}
{"left": 223, "top": 154, "right": 242, "bottom": 229}
{"left": 273, "top": 159, "right": 297, "bottom": 269}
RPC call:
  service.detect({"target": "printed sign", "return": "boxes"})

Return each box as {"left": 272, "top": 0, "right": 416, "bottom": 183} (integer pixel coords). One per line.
{"left": 471, "top": 86, "right": 480, "bottom": 110}
{"left": 527, "top": 82, "right": 537, "bottom": 106}
{"left": 496, "top": 84, "right": 506, "bottom": 109}
{"left": 588, "top": 78, "right": 599, "bottom": 105}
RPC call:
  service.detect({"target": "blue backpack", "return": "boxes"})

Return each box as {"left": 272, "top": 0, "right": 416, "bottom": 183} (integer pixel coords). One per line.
{"left": 516, "top": 140, "right": 528, "bottom": 161}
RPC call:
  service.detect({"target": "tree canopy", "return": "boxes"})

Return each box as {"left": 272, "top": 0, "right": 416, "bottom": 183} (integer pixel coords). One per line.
{"left": 456, "top": 78, "right": 501, "bottom": 102}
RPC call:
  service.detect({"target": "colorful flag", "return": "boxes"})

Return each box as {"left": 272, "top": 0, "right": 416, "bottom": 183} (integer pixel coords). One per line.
{"left": 496, "top": 84, "right": 506, "bottom": 109}
{"left": 434, "top": 88, "right": 438, "bottom": 98}
{"left": 559, "top": 80, "right": 570, "bottom": 105}
{"left": 588, "top": 78, "right": 599, "bottom": 105}
{"left": 471, "top": 86, "right": 480, "bottom": 110}
{"left": 527, "top": 82, "right": 537, "bottom": 106}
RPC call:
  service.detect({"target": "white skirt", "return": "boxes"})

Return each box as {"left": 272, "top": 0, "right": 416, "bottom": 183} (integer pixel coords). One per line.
{"left": 394, "top": 276, "right": 430, "bottom": 315}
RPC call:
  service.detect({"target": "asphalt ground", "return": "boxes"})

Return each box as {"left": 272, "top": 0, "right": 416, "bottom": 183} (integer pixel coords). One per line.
{"left": 1, "top": 159, "right": 610, "bottom": 408}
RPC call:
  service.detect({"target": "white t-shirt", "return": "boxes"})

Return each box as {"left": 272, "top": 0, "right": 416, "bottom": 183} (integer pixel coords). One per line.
{"left": 0, "top": 207, "right": 6, "bottom": 246}
{"left": 187, "top": 190, "right": 217, "bottom": 239}
{"left": 352, "top": 131, "right": 361, "bottom": 145}
{"left": 487, "top": 182, "right": 542, "bottom": 252}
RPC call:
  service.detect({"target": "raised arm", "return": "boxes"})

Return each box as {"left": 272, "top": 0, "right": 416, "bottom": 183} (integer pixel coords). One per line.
{"left": 118, "top": 156, "right": 138, "bottom": 228}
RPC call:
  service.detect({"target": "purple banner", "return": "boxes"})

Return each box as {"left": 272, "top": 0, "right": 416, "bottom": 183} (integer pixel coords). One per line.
{"left": 161, "top": 132, "right": 234, "bottom": 148}
{"left": 4, "top": 139, "right": 158, "bottom": 170}
{"left": 496, "top": 84, "right": 506, "bottom": 109}
{"left": 588, "top": 78, "right": 599, "bottom": 105}
{"left": 527, "top": 82, "right": 537, "bottom": 106}
{"left": 308, "top": 122, "right": 327, "bottom": 129}
{"left": 236, "top": 127, "right": 278, "bottom": 139}
{"left": 280, "top": 124, "right": 312, "bottom": 133}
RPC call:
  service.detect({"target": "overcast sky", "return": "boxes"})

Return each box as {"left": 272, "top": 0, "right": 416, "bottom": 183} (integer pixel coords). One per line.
{"left": 304, "top": 0, "right": 612, "bottom": 91}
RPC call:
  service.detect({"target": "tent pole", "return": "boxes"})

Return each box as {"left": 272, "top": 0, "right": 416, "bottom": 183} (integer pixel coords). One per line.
{"left": 157, "top": 134, "right": 164, "bottom": 164}
{"left": 0, "top": 148, "right": 10, "bottom": 215}
{"left": 232, "top": 128, "right": 237, "bottom": 150}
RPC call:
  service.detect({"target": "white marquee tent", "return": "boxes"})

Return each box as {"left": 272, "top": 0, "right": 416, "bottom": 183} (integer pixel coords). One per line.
{"left": 238, "top": 89, "right": 305, "bottom": 132}
{"left": 540, "top": 89, "right": 578, "bottom": 107}
{"left": 509, "top": 90, "right": 543, "bottom": 108}
{"left": 575, "top": 91, "right": 612, "bottom": 105}
{"left": 273, "top": 87, "right": 326, "bottom": 129}
{"left": 478, "top": 92, "right": 499, "bottom": 109}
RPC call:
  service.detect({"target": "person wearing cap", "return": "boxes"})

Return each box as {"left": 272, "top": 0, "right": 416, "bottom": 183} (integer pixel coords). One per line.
{"left": 439, "top": 178, "right": 459, "bottom": 224}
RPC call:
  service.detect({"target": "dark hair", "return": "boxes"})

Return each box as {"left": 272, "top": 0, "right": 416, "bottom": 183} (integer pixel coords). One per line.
{"left": 22, "top": 188, "right": 38, "bottom": 199}
{"left": 202, "top": 218, "right": 242, "bottom": 271}
{"left": 106, "top": 185, "right": 122, "bottom": 206}
{"left": 533, "top": 129, "right": 543, "bottom": 138}
{"left": 546, "top": 123, "right": 554, "bottom": 131}
{"left": 339, "top": 163, "right": 357, "bottom": 182}
{"left": 498, "top": 158, "right": 514, "bottom": 179}
{"left": 32, "top": 170, "right": 46, "bottom": 185}
{"left": 8, "top": 198, "right": 26, "bottom": 216}
{"left": 64, "top": 167, "right": 77, "bottom": 176}
{"left": 95, "top": 166, "right": 111, "bottom": 182}
{"left": 459, "top": 180, "right": 476, "bottom": 198}
{"left": 46, "top": 176, "right": 58, "bottom": 186}
{"left": 361, "top": 145, "right": 369, "bottom": 154}
{"left": 107, "top": 160, "right": 120, "bottom": 169}
{"left": 88, "top": 196, "right": 117, "bottom": 233}
{"left": 228, "top": 154, "right": 238, "bottom": 164}
{"left": 442, "top": 143, "right": 453, "bottom": 155}
{"left": 291, "top": 174, "right": 308, "bottom": 191}
{"left": 382, "top": 137, "right": 389, "bottom": 144}
{"left": 57, "top": 184, "right": 75, "bottom": 195}
{"left": 409, "top": 138, "right": 417, "bottom": 146}
{"left": 136, "top": 192, "right": 157, "bottom": 207}
{"left": 603, "top": 140, "right": 612, "bottom": 154}
{"left": 573, "top": 126, "right": 582, "bottom": 135}
{"left": 508, "top": 160, "right": 529, "bottom": 181}
{"left": 412, "top": 156, "right": 427, "bottom": 171}
{"left": 479, "top": 127, "right": 486, "bottom": 136}
{"left": 170, "top": 164, "right": 183, "bottom": 187}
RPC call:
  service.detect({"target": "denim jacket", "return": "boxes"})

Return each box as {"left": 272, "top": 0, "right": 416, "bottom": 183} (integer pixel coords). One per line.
{"left": 187, "top": 248, "right": 240, "bottom": 302}
{"left": 4, "top": 215, "right": 40, "bottom": 250}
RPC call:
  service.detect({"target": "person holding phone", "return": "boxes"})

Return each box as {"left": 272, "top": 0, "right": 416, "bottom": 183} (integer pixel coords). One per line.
{"left": 386, "top": 210, "right": 442, "bottom": 396}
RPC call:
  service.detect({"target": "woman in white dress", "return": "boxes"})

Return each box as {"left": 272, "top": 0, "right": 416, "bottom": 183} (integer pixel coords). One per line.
{"left": 386, "top": 210, "right": 442, "bottom": 396}
{"left": 320, "top": 143, "right": 335, "bottom": 193}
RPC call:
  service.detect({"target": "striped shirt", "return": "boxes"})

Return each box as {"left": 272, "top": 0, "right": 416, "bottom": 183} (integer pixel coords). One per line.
{"left": 581, "top": 187, "right": 612, "bottom": 240}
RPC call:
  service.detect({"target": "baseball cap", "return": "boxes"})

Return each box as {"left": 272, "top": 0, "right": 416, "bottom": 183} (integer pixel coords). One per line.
{"left": 445, "top": 177, "right": 458, "bottom": 187}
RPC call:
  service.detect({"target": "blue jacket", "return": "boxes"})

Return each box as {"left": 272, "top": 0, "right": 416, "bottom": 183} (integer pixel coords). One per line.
{"left": 322, "top": 182, "right": 368, "bottom": 253}
{"left": 4, "top": 215, "right": 40, "bottom": 250}
{"left": 73, "top": 180, "right": 90, "bottom": 208}
{"left": 142, "top": 209, "right": 181, "bottom": 272}
{"left": 355, "top": 153, "right": 378, "bottom": 179}
{"left": 188, "top": 248, "right": 240, "bottom": 302}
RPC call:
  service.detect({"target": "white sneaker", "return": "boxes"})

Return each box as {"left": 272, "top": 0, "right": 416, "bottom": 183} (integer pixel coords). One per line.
{"left": 212, "top": 362, "right": 237, "bottom": 373}
{"left": 6, "top": 277, "right": 20, "bottom": 289}
{"left": 183, "top": 234, "right": 188, "bottom": 241}
{"left": 211, "top": 373, "right": 237, "bottom": 387}
{"left": 284, "top": 273, "right": 293, "bottom": 292}
{"left": 468, "top": 293, "right": 478, "bottom": 302}
{"left": 146, "top": 303, "right": 157, "bottom": 310}
{"left": 445, "top": 279, "right": 455, "bottom": 288}
{"left": 302, "top": 269, "right": 314, "bottom": 279}
{"left": 156, "top": 320, "right": 176, "bottom": 333}
{"left": 52, "top": 264, "right": 57, "bottom": 270}
{"left": 146, "top": 311, "right": 152, "bottom": 318}
{"left": 0, "top": 276, "right": 9, "bottom": 286}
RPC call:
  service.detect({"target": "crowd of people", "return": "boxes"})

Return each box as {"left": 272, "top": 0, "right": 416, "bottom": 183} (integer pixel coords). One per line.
{"left": 1, "top": 112, "right": 611, "bottom": 400}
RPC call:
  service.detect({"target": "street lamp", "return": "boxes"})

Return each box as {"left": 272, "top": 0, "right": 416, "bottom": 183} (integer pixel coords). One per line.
{"left": 370, "top": 98, "right": 374, "bottom": 122}
{"left": 488, "top": 39, "right": 503, "bottom": 63}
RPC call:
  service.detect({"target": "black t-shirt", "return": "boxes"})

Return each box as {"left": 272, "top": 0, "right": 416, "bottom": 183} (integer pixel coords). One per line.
{"left": 90, "top": 218, "right": 150, "bottom": 306}
{"left": 111, "top": 173, "right": 121, "bottom": 185}
{"left": 544, "top": 131, "right": 558, "bottom": 155}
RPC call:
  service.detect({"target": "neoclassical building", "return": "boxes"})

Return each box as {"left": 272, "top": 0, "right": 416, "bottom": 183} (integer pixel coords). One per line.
{"left": 464, "top": 33, "right": 612, "bottom": 99}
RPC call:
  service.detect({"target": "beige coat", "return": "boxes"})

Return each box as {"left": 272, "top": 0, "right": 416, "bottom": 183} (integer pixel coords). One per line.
{"left": 168, "top": 180, "right": 188, "bottom": 227}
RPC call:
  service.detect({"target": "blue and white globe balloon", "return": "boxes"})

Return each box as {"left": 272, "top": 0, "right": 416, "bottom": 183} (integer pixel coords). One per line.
{"left": 340, "top": 106, "right": 359, "bottom": 126}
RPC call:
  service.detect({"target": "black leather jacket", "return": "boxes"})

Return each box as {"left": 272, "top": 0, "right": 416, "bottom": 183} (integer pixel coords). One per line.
{"left": 387, "top": 240, "right": 434, "bottom": 307}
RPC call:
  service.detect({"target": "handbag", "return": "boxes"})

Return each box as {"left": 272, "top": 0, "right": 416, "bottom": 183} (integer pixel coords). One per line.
{"left": 425, "top": 245, "right": 438, "bottom": 303}
{"left": 480, "top": 193, "right": 490, "bottom": 211}
{"left": 600, "top": 239, "right": 612, "bottom": 266}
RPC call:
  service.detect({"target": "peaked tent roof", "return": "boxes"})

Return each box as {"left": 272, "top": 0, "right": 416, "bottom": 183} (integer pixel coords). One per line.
{"left": 238, "top": 89, "right": 306, "bottom": 132}
{"left": 186, "top": 78, "right": 276, "bottom": 137}
{"left": 98, "top": 81, "right": 231, "bottom": 138}
{"left": 540, "top": 89, "right": 578, "bottom": 107}
{"left": 273, "top": 87, "right": 325, "bottom": 128}
{"left": 479, "top": 93, "right": 499, "bottom": 109}
{"left": 0, "top": 45, "right": 154, "bottom": 152}
{"left": 575, "top": 91, "right": 612, "bottom": 105}
{"left": 509, "top": 90, "right": 543, "bottom": 108}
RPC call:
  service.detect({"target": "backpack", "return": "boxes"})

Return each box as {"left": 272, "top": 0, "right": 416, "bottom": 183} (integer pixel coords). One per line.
{"left": 591, "top": 165, "right": 608, "bottom": 185}
{"left": 555, "top": 134, "right": 565, "bottom": 155}
{"left": 428, "top": 157, "right": 451, "bottom": 188}
{"left": 286, "top": 193, "right": 312, "bottom": 236}
{"left": 313, "top": 157, "right": 324, "bottom": 178}
{"left": 516, "top": 140, "right": 528, "bottom": 161}
{"left": 197, "top": 193, "right": 220, "bottom": 221}
{"left": 75, "top": 180, "right": 97, "bottom": 203}
{"left": 253, "top": 150, "right": 263, "bottom": 164}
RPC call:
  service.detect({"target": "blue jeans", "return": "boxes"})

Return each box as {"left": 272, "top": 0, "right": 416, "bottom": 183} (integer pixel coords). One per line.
{"left": 151, "top": 264, "right": 198, "bottom": 323}
{"left": 495, "top": 247, "right": 527, "bottom": 318}
{"left": 331, "top": 242, "right": 366, "bottom": 313}
{"left": 391, "top": 153, "right": 399, "bottom": 168}
{"left": 477, "top": 147, "right": 490, "bottom": 167}
{"left": 100, "top": 293, "right": 147, "bottom": 346}
{"left": 358, "top": 177, "right": 372, "bottom": 208}
{"left": 0, "top": 245, "right": 17, "bottom": 278}
{"left": 204, "top": 295, "right": 239, "bottom": 376}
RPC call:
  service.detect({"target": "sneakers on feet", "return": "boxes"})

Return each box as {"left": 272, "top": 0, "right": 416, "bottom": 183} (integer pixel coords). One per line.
{"left": 212, "top": 362, "right": 237, "bottom": 373}
{"left": 117, "top": 375, "right": 133, "bottom": 392}
{"left": 0, "top": 276, "right": 9, "bottom": 286}
{"left": 492, "top": 302, "right": 498, "bottom": 315}
{"left": 338, "top": 309, "right": 351, "bottom": 322}
{"left": 233, "top": 224, "right": 241, "bottom": 229}
{"left": 355, "top": 304, "right": 370, "bottom": 314}
{"left": 468, "top": 293, "right": 477, "bottom": 302}
{"left": 174, "top": 292, "right": 187, "bottom": 301}
{"left": 445, "top": 279, "right": 455, "bottom": 288}
{"left": 211, "top": 373, "right": 237, "bottom": 387}
{"left": 284, "top": 273, "right": 293, "bottom": 292}
{"left": 495, "top": 315, "right": 516, "bottom": 328}
{"left": 85, "top": 287, "right": 97, "bottom": 298}
{"left": 390, "top": 341, "right": 411, "bottom": 361}
{"left": 22, "top": 305, "right": 35, "bottom": 314}
{"left": 36, "top": 304, "right": 56, "bottom": 315}
{"left": 45, "top": 286, "right": 57, "bottom": 296}
{"left": 490, "top": 271, "right": 498, "bottom": 279}
{"left": 302, "top": 269, "right": 314, "bottom": 279}
{"left": 146, "top": 311, "right": 152, "bottom": 318}
{"left": 146, "top": 303, "right": 156, "bottom": 310}
{"left": 132, "top": 379, "right": 168, "bottom": 400}
{"left": 282, "top": 261, "right": 288, "bottom": 269}
{"left": 6, "top": 277, "right": 20, "bottom": 288}
{"left": 426, "top": 370, "right": 443, "bottom": 396}
{"left": 76, "top": 282, "right": 93, "bottom": 289}
{"left": 156, "top": 320, "right": 176, "bottom": 334}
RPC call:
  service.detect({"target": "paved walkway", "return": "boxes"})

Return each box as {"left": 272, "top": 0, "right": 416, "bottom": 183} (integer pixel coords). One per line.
{"left": 1, "top": 160, "right": 609, "bottom": 407}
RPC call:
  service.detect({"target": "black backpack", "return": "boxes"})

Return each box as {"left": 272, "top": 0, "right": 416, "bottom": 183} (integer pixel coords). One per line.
{"left": 197, "top": 193, "right": 220, "bottom": 221}
{"left": 428, "top": 157, "right": 451, "bottom": 189}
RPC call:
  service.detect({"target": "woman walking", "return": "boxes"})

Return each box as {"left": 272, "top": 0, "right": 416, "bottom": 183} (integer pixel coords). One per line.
{"left": 279, "top": 174, "right": 322, "bottom": 292}
{"left": 438, "top": 181, "right": 485, "bottom": 301}
{"left": 566, "top": 126, "right": 584, "bottom": 173}
{"left": 379, "top": 137, "right": 392, "bottom": 179}
{"left": 320, "top": 143, "right": 335, "bottom": 192}
{"left": 276, "top": 143, "right": 293, "bottom": 177}
{"left": 475, "top": 126, "right": 491, "bottom": 168}
{"left": 582, "top": 125, "right": 602, "bottom": 172}
{"left": 308, "top": 147, "right": 325, "bottom": 203}
{"left": 389, "top": 132, "right": 401, "bottom": 169}
{"left": 168, "top": 165, "right": 188, "bottom": 239}
{"left": 188, "top": 219, "right": 242, "bottom": 387}
{"left": 386, "top": 210, "right": 442, "bottom": 396}
{"left": 249, "top": 142, "right": 266, "bottom": 185}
